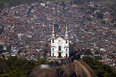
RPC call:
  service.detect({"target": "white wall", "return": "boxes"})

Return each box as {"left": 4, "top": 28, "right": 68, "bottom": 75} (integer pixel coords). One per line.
{"left": 51, "top": 37, "right": 69, "bottom": 57}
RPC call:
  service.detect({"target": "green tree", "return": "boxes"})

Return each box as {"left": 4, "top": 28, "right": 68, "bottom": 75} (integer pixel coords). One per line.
{"left": 82, "top": 56, "right": 116, "bottom": 77}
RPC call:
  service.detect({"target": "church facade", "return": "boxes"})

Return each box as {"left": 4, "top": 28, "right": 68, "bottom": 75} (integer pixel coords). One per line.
{"left": 51, "top": 25, "right": 69, "bottom": 58}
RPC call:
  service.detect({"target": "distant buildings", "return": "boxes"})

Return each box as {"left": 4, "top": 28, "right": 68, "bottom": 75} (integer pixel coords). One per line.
{"left": 0, "top": 0, "right": 115, "bottom": 67}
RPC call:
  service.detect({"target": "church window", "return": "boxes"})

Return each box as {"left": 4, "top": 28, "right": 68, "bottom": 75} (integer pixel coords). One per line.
{"left": 53, "top": 53, "right": 54, "bottom": 56}
{"left": 52, "top": 48, "right": 54, "bottom": 51}
{"left": 59, "top": 46, "right": 61, "bottom": 51}
{"left": 52, "top": 39, "right": 54, "bottom": 43}
{"left": 66, "top": 40, "right": 67, "bottom": 43}
{"left": 66, "top": 48, "right": 67, "bottom": 52}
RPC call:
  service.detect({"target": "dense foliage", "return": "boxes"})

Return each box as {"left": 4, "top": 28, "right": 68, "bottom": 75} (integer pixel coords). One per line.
{"left": 82, "top": 56, "right": 116, "bottom": 77}
{"left": 0, "top": 57, "right": 46, "bottom": 77}
{"left": 0, "top": 56, "right": 115, "bottom": 77}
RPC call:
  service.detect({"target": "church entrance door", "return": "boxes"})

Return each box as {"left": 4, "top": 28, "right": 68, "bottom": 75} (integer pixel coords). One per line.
{"left": 59, "top": 52, "right": 61, "bottom": 57}
{"left": 66, "top": 54, "right": 67, "bottom": 57}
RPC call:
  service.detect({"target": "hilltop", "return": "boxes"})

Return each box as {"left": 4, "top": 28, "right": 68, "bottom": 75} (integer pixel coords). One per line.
{"left": 29, "top": 59, "right": 97, "bottom": 77}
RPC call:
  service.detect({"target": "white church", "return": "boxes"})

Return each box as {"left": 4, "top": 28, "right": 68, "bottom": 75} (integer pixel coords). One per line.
{"left": 51, "top": 25, "right": 69, "bottom": 58}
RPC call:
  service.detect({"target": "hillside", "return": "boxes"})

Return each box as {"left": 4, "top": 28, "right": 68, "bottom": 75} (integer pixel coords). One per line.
{"left": 1, "top": 0, "right": 115, "bottom": 9}
{"left": 0, "top": 57, "right": 116, "bottom": 77}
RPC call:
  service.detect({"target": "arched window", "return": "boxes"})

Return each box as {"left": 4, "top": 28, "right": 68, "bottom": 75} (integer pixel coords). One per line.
{"left": 66, "top": 48, "right": 67, "bottom": 52}
{"left": 59, "top": 46, "right": 61, "bottom": 51}
{"left": 66, "top": 40, "right": 67, "bottom": 43}
{"left": 52, "top": 39, "right": 54, "bottom": 43}
{"left": 53, "top": 53, "right": 54, "bottom": 56}
{"left": 52, "top": 48, "right": 54, "bottom": 51}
